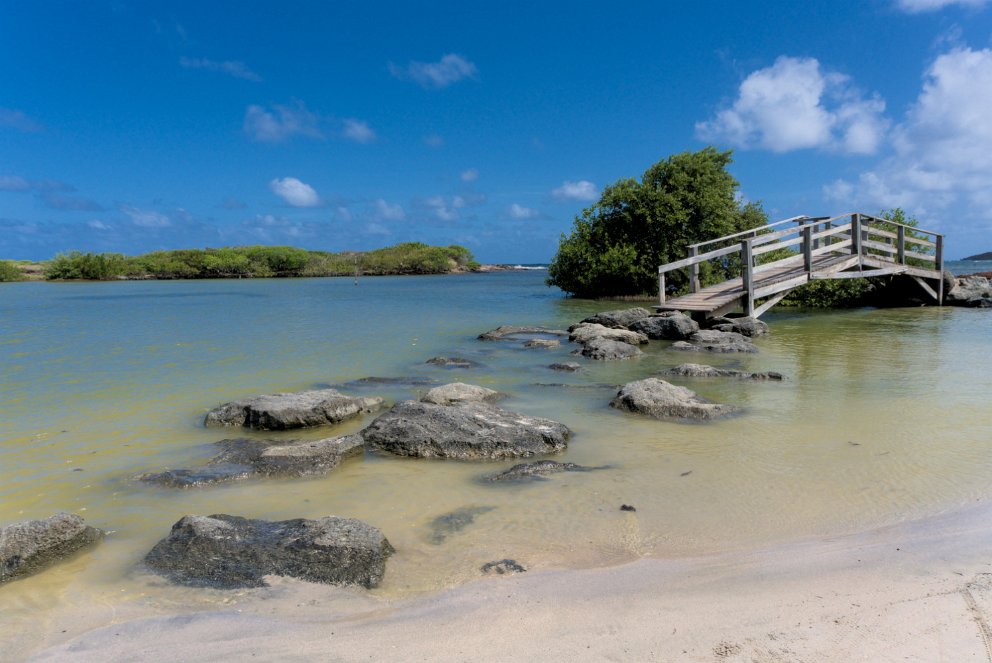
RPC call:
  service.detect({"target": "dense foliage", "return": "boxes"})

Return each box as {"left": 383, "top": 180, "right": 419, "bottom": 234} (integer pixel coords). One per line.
{"left": 42, "top": 243, "right": 477, "bottom": 280}
{"left": 547, "top": 147, "right": 768, "bottom": 298}
{"left": 0, "top": 260, "right": 25, "bottom": 282}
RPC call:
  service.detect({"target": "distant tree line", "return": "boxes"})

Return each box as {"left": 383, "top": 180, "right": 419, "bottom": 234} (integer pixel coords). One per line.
{"left": 33, "top": 243, "right": 478, "bottom": 281}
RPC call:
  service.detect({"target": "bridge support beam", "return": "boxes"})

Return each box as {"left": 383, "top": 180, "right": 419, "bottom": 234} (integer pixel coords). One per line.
{"left": 741, "top": 239, "right": 754, "bottom": 317}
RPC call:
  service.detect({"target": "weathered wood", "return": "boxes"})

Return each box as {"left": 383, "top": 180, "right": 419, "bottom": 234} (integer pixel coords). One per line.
{"left": 802, "top": 225, "right": 813, "bottom": 271}
{"left": 753, "top": 273, "right": 810, "bottom": 299}
{"left": 850, "top": 214, "right": 862, "bottom": 257}
{"left": 741, "top": 240, "right": 754, "bottom": 316}
{"left": 753, "top": 233, "right": 804, "bottom": 256}
{"left": 688, "top": 246, "right": 699, "bottom": 293}
{"left": 690, "top": 215, "right": 808, "bottom": 251}
{"left": 897, "top": 226, "right": 906, "bottom": 264}
{"left": 862, "top": 238, "right": 899, "bottom": 255}
{"left": 752, "top": 290, "right": 792, "bottom": 318}
{"left": 659, "top": 243, "right": 739, "bottom": 273}
{"left": 811, "top": 238, "right": 852, "bottom": 257}
{"left": 658, "top": 272, "right": 666, "bottom": 305}
{"left": 810, "top": 266, "right": 907, "bottom": 279}
{"left": 910, "top": 276, "right": 939, "bottom": 302}
{"left": 904, "top": 249, "right": 936, "bottom": 262}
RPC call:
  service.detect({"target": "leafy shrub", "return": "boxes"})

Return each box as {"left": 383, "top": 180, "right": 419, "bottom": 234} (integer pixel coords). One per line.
{"left": 0, "top": 260, "right": 25, "bottom": 282}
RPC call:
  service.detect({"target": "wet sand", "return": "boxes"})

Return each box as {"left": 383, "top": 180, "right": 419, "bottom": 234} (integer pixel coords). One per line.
{"left": 22, "top": 498, "right": 992, "bottom": 662}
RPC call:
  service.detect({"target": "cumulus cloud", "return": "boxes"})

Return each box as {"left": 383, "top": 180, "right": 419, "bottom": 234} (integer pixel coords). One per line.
{"left": 373, "top": 199, "right": 405, "bottom": 221}
{"left": 894, "top": 0, "right": 987, "bottom": 11}
{"left": 460, "top": 168, "right": 479, "bottom": 182}
{"left": 423, "top": 195, "right": 466, "bottom": 221}
{"left": 389, "top": 54, "right": 478, "bottom": 89}
{"left": 552, "top": 180, "right": 600, "bottom": 202}
{"left": 179, "top": 56, "right": 262, "bottom": 81}
{"left": 0, "top": 108, "right": 43, "bottom": 132}
{"left": 121, "top": 205, "right": 171, "bottom": 227}
{"left": 87, "top": 220, "right": 111, "bottom": 230}
{"left": 509, "top": 203, "right": 539, "bottom": 219}
{"left": 824, "top": 47, "right": 992, "bottom": 233}
{"left": 244, "top": 101, "right": 323, "bottom": 143}
{"left": 269, "top": 177, "right": 321, "bottom": 207}
{"left": 342, "top": 118, "right": 376, "bottom": 143}
{"left": 696, "top": 56, "right": 889, "bottom": 154}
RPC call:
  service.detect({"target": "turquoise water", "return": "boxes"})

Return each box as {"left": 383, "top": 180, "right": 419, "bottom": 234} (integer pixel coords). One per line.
{"left": 1, "top": 271, "right": 991, "bottom": 655}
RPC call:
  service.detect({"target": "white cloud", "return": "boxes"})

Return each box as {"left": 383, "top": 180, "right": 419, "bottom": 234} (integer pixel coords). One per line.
{"left": 0, "top": 175, "right": 31, "bottom": 191}
{"left": 424, "top": 133, "right": 444, "bottom": 148}
{"left": 0, "top": 107, "right": 43, "bottom": 132}
{"left": 121, "top": 205, "right": 171, "bottom": 227}
{"left": 244, "top": 101, "right": 323, "bottom": 143}
{"left": 389, "top": 54, "right": 478, "bottom": 89}
{"left": 269, "top": 177, "right": 321, "bottom": 207}
{"left": 895, "top": 0, "right": 988, "bottom": 12}
{"left": 824, "top": 47, "right": 992, "bottom": 234}
{"left": 87, "top": 220, "right": 111, "bottom": 230}
{"left": 342, "top": 118, "right": 376, "bottom": 143}
{"left": 335, "top": 206, "right": 353, "bottom": 222}
{"left": 373, "top": 199, "right": 405, "bottom": 221}
{"left": 509, "top": 203, "right": 539, "bottom": 219}
{"left": 424, "top": 195, "right": 465, "bottom": 221}
{"left": 179, "top": 57, "right": 262, "bottom": 81}
{"left": 552, "top": 180, "right": 600, "bottom": 202}
{"left": 460, "top": 168, "right": 479, "bottom": 182}
{"left": 695, "top": 56, "right": 889, "bottom": 154}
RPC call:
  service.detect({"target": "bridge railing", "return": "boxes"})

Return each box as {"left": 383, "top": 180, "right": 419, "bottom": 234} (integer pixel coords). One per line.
{"left": 658, "top": 213, "right": 944, "bottom": 311}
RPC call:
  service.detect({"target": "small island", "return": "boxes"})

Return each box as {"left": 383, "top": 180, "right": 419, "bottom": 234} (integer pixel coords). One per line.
{"left": 963, "top": 251, "right": 992, "bottom": 261}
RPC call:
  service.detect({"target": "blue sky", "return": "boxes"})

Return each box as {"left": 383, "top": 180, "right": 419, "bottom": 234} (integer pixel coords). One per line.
{"left": 2, "top": 0, "right": 991, "bottom": 262}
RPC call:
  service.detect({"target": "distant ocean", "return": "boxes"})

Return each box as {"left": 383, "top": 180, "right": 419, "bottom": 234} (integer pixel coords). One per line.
{"left": 946, "top": 259, "right": 992, "bottom": 275}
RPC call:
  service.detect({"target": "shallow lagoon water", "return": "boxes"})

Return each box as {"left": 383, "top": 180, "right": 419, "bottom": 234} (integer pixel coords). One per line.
{"left": 1, "top": 270, "right": 990, "bottom": 652}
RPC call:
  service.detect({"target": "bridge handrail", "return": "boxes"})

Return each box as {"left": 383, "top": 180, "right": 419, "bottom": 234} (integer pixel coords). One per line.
{"left": 657, "top": 212, "right": 945, "bottom": 312}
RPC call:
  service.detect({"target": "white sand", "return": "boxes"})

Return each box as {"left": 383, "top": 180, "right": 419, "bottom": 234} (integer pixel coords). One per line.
{"left": 23, "top": 501, "right": 992, "bottom": 662}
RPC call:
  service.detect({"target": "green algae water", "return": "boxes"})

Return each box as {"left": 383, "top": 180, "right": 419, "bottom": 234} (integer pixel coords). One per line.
{"left": 1, "top": 270, "right": 991, "bottom": 655}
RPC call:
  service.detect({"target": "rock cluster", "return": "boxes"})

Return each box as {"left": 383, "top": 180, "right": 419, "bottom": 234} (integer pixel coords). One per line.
{"left": 672, "top": 330, "right": 757, "bottom": 353}
{"left": 946, "top": 275, "right": 992, "bottom": 307}
{"left": 629, "top": 312, "right": 699, "bottom": 340}
{"left": 610, "top": 378, "right": 738, "bottom": 421}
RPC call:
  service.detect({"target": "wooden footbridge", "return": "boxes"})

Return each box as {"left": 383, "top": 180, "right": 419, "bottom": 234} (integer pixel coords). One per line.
{"left": 656, "top": 213, "right": 945, "bottom": 319}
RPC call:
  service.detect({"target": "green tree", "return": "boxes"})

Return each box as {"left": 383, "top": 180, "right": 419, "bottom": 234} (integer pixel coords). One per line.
{"left": 547, "top": 147, "right": 768, "bottom": 298}
{"left": 0, "top": 260, "right": 25, "bottom": 282}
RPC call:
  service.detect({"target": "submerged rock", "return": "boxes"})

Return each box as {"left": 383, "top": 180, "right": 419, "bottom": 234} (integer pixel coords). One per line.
{"left": 138, "top": 435, "right": 364, "bottom": 487}
{"left": 427, "top": 506, "right": 495, "bottom": 544}
{"left": 477, "top": 325, "right": 569, "bottom": 341}
{"left": 144, "top": 514, "right": 393, "bottom": 589}
{"left": 204, "top": 389, "right": 383, "bottom": 430}
{"left": 575, "top": 337, "right": 643, "bottom": 361}
{"left": 337, "top": 376, "right": 439, "bottom": 389}
{"left": 568, "top": 323, "right": 648, "bottom": 346}
{"left": 1, "top": 513, "right": 104, "bottom": 584}
{"left": 425, "top": 356, "right": 481, "bottom": 369}
{"left": 420, "top": 382, "right": 501, "bottom": 405}
{"left": 362, "top": 401, "right": 570, "bottom": 460}
{"left": 672, "top": 330, "right": 757, "bottom": 353}
{"left": 629, "top": 313, "right": 699, "bottom": 340}
{"left": 660, "top": 363, "right": 783, "bottom": 381}
{"left": 610, "top": 378, "right": 738, "bottom": 422}
{"left": 580, "top": 307, "right": 652, "bottom": 330}
{"left": 548, "top": 362, "right": 582, "bottom": 372}
{"left": 705, "top": 316, "right": 769, "bottom": 337}
{"left": 485, "top": 460, "right": 599, "bottom": 482}
{"left": 481, "top": 559, "right": 527, "bottom": 575}
{"left": 523, "top": 339, "right": 560, "bottom": 349}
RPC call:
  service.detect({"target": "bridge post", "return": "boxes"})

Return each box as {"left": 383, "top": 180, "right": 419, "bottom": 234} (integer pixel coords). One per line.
{"left": 741, "top": 239, "right": 754, "bottom": 316}
{"left": 802, "top": 224, "right": 813, "bottom": 272}
{"left": 936, "top": 235, "right": 944, "bottom": 306}
{"left": 658, "top": 271, "right": 666, "bottom": 305}
{"left": 850, "top": 213, "right": 862, "bottom": 258}
{"left": 688, "top": 246, "right": 699, "bottom": 293}
{"left": 897, "top": 226, "right": 906, "bottom": 264}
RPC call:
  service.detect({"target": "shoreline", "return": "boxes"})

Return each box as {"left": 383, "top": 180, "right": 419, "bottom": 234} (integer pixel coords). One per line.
{"left": 24, "top": 497, "right": 992, "bottom": 661}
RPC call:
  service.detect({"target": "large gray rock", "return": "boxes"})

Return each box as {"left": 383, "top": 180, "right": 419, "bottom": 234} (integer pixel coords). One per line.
{"left": 1, "top": 513, "right": 104, "bottom": 584}
{"left": 568, "top": 323, "right": 648, "bottom": 345}
{"left": 523, "top": 338, "right": 560, "bottom": 349}
{"left": 660, "top": 363, "right": 783, "bottom": 381}
{"left": 629, "top": 314, "right": 699, "bottom": 340}
{"left": 576, "top": 337, "right": 643, "bottom": 361}
{"left": 138, "top": 435, "right": 365, "bottom": 487}
{"left": 477, "top": 325, "right": 569, "bottom": 341}
{"left": 946, "top": 276, "right": 992, "bottom": 306}
{"left": 485, "top": 460, "right": 599, "bottom": 482}
{"left": 580, "top": 307, "right": 652, "bottom": 329}
{"left": 143, "top": 514, "right": 394, "bottom": 589}
{"left": 421, "top": 382, "right": 500, "bottom": 405}
{"left": 548, "top": 362, "right": 582, "bottom": 372}
{"left": 705, "top": 316, "right": 769, "bottom": 337}
{"left": 672, "top": 330, "right": 757, "bottom": 353}
{"left": 610, "top": 378, "right": 738, "bottom": 421}
{"left": 204, "top": 389, "right": 383, "bottom": 430}
{"left": 363, "top": 400, "right": 570, "bottom": 460}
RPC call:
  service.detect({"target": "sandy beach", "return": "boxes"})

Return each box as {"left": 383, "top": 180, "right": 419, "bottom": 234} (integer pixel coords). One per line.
{"left": 19, "top": 497, "right": 992, "bottom": 662}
